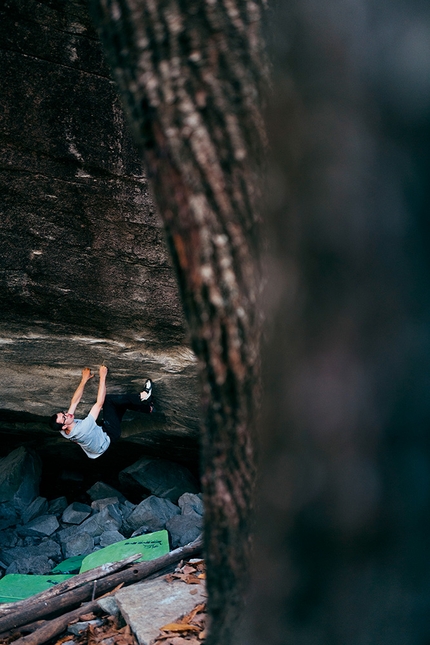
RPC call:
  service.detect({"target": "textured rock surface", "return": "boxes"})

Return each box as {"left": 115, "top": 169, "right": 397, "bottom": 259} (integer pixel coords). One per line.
{"left": 125, "top": 495, "right": 180, "bottom": 534}
{"left": 115, "top": 577, "right": 207, "bottom": 645}
{"left": 119, "top": 457, "right": 200, "bottom": 503}
{"left": 0, "top": 447, "right": 204, "bottom": 578}
{"left": 0, "top": 0, "right": 201, "bottom": 469}
{"left": 0, "top": 447, "right": 42, "bottom": 509}
{"left": 165, "top": 514, "right": 203, "bottom": 549}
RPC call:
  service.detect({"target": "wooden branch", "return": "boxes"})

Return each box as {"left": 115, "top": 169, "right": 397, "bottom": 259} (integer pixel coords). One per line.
{"left": 0, "top": 537, "right": 203, "bottom": 636}
{"left": 0, "top": 619, "right": 48, "bottom": 640}
{"left": 8, "top": 598, "right": 103, "bottom": 645}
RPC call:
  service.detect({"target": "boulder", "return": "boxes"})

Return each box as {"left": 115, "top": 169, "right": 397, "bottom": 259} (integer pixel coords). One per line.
{"left": 22, "top": 496, "right": 49, "bottom": 525}
{"left": 62, "top": 502, "right": 92, "bottom": 524}
{"left": 78, "top": 505, "right": 123, "bottom": 538}
{"left": 97, "top": 596, "right": 120, "bottom": 617}
{"left": 178, "top": 492, "right": 204, "bottom": 517}
{"left": 114, "top": 577, "right": 207, "bottom": 645}
{"left": 165, "top": 514, "right": 203, "bottom": 549}
{"left": 0, "top": 539, "right": 61, "bottom": 566}
{"left": 57, "top": 525, "right": 81, "bottom": 544}
{"left": 0, "top": 448, "right": 41, "bottom": 512}
{"left": 48, "top": 497, "right": 69, "bottom": 516}
{"left": 119, "top": 457, "right": 200, "bottom": 503}
{"left": 0, "top": 502, "right": 18, "bottom": 530}
{"left": 87, "top": 483, "right": 126, "bottom": 503}
{"left": 120, "top": 501, "right": 136, "bottom": 521}
{"left": 63, "top": 532, "right": 94, "bottom": 559}
{"left": 6, "top": 555, "right": 55, "bottom": 575}
{"left": 19, "top": 514, "right": 59, "bottom": 537}
{"left": 91, "top": 497, "right": 121, "bottom": 512}
{"left": 99, "top": 530, "right": 125, "bottom": 547}
{"left": 0, "top": 530, "right": 18, "bottom": 549}
{"left": 125, "top": 495, "right": 180, "bottom": 534}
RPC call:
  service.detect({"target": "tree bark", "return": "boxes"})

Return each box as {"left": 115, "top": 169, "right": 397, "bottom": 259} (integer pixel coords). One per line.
{"left": 88, "top": 1, "right": 267, "bottom": 643}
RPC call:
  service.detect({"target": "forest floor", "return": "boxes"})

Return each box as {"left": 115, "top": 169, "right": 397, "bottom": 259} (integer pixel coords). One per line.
{"left": 0, "top": 561, "right": 207, "bottom": 645}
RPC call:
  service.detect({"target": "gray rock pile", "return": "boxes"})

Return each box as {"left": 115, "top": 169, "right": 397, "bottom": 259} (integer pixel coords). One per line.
{"left": 0, "top": 447, "right": 203, "bottom": 577}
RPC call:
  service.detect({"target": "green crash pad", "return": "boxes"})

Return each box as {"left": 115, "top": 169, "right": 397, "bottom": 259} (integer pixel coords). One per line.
{"left": 52, "top": 555, "right": 86, "bottom": 574}
{"left": 0, "top": 574, "right": 74, "bottom": 603}
{"left": 80, "top": 529, "right": 170, "bottom": 573}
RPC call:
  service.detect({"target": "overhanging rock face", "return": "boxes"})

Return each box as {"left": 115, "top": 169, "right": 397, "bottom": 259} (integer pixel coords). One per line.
{"left": 0, "top": 0, "right": 201, "bottom": 459}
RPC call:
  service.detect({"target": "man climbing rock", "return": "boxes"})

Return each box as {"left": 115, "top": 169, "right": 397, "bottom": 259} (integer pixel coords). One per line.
{"left": 49, "top": 366, "right": 153, "bottom": 459}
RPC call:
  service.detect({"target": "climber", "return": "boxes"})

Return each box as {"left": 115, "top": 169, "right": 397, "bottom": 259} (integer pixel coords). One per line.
{"left": 49, "top": 366, "right": 153, "bottom": 459}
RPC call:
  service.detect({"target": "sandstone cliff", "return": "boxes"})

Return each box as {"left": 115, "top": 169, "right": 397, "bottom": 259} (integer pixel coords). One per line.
{"left": 0, "top": 0, "right": 201, "bottom": 468}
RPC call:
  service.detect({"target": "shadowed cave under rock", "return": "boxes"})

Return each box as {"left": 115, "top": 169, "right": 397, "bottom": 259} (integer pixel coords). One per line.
{"left": 0, "top": 410, "right": 201, "bottom": 507}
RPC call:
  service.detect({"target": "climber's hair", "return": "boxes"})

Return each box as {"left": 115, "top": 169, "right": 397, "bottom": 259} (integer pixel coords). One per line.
{"left": 49, "top": 413, "right": 64, "bottom": 432}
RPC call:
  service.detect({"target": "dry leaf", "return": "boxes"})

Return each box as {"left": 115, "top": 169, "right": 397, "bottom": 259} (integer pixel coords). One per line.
{"left": 198, "top": 629, "right": 207, "bottom": 640}
{"left": 80, "top": 613, "right": 96, "bottom": 621}
{"left": 185, "top": 603, "right": 206, "bottom": 622}
{"left": 184, "top": 575, "right": 201, "bottom": 585}
{"left": 112, "top": 631, "right": 136, "bottom": 645}
{"left": 182, "top": 565, "right": 197, "bottom": 575}
{"left": 197, "top": 574, "right": 206, "bottom": 579}
{"left": 160, "top": 624, "right": 200, "bottom": 633}
{"left": 171, "top": 573, "right": 188, "bottom": 582}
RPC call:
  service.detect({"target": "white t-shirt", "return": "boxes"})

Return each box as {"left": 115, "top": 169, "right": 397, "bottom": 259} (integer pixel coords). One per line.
{"left": 60, "top": 413, "right": 111, "bottom": 459}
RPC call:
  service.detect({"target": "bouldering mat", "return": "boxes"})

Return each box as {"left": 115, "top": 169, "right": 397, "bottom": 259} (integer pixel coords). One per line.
{"left": 52, "top": 555, "right": 85, "bottom": 574}
{"left": 80, "top": 530, "right": 170, "bottom": 573}
{"left": 0, "top": 574, "right": 74, "bottom": 603}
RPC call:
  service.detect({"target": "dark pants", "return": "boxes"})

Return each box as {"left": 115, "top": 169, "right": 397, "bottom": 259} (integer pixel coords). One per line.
{"left": 102, "top": 393, "right": 152, "bottom": 443}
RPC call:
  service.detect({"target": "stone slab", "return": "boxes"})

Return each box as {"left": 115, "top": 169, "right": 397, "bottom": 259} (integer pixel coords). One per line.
{"left": 115, "top": 577, "right": 206, "bottom": 645}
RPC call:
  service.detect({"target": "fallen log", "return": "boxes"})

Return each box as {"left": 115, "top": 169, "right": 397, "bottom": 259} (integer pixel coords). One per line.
{"left": 0, "top": 553, "right": 141, "bottom": 617}
{"left": 0, "top": 619, "right": 48, "bottom": 640}
{"left": 0, "top": 537, "right": 203, "bottom": 636}
{"left": 8, "top": 598, "right": 103, "bottom": 645}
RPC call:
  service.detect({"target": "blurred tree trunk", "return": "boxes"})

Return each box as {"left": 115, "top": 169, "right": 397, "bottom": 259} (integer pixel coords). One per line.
{"left": 239, "top": 1, "right": 430, "bottom": 644}
{"left": 90, "top": 0, "right": 430, "bottom": 642}
{"left": 88, "top": 1, "right": 267, "bottom": 643}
